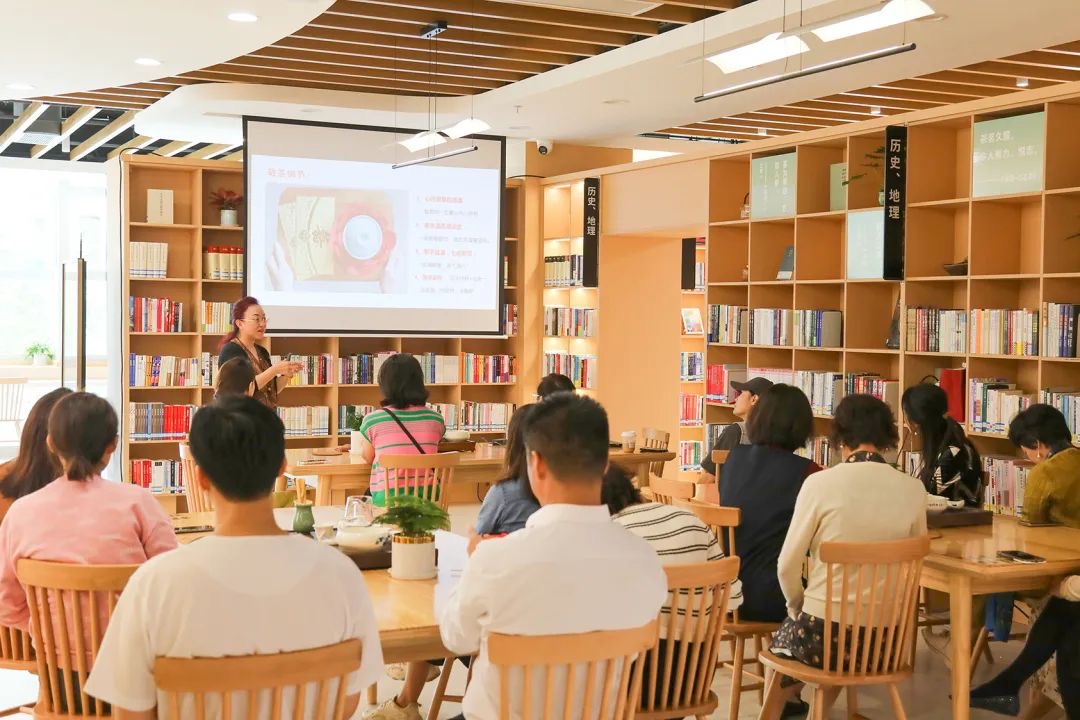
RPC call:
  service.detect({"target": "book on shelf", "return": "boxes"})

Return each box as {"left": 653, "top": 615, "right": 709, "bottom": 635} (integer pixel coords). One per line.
{"left": 543, "top": 254, "right": 585, "bottom": 287}
{"left": 681, "top": 308, "right": 704, "bottom": 336}
{"left": 337, "top": 353, "right": 376, "bottom": 385}
{"left": 128, "top": 297, "right": 184, "bottom": 333}
{"left": 128, "top": 403, "right": 196, "bottom": 441}
{"left": 938, "top": 367, "right": 966, "bottom": 422}
{"left": 708, "top": 305, "right": 749, "bottom": 344}
{"left": 679, "top": 440, "right": 703, "bottom": 471}
{"left": 706, "top": 423, "right": 731, "bottom": 451}
{"left": 680, "top": 352, "right": 704, "bottom": 382}
{"left": 460, "top": 353, "right": 516, "bottom": 384}
{"left": 844, "top": 373, "right": 899, "bottom": 410}
{"left": 969, "top": 378, "right": 1033, "bottom": 434}
{"left": 544, "top": 306, "right": 597, "bottom": 337}
{"left": 750, "top": 308, "right": 793, "bottom": 346}
{"left": 429, "top": 403, "right": 458, "bottom": 430}
{"left": 412, "top": 353, "right": 461, "bottom": 385}
{"left": 744, "top": 367, "right": 841, "bottom": 416}
{"left": 274, "top": 354, "right": 332, "bottom": 386}
{"left": 128, "top": 354, "right": 200, "bottom": 388}
{"left": 694, "top": 261, "right": 705, "bottom": 292}
{"left": 200, "top": 352, "right": 220, "bottom": 387}
{"left": 276, "top": 405, "right": 330, "bottom": 437}
{"left": 203, "top": 247, "right": 242, "bottom": 281}
{"left": 338, "top": 404, "right": 378, "bottom": 431}
{"left": 799, "top": 436, "right": 835, "bottom": 467}
{"left": 130, "top": 242, "right": 168, "bottom": 278}
{"left": 905, "top": 308, "right": 967, "bottom": 354}
{"left": 680, "top": 393, "right": 704, "bottom": 426}
{"left": 503, "top": 304, "right": 519, "bottom": 336}
{"left": 969, "top": 308, "right": 1039, "bottom": 356}
{"left": 543, "top": 352, "right": 596, "bottom": 389}
{"left": 705, "top": 364, "right": 746, "bottom": 402}
{"left": 459, "top": 401, "right": 515, "bottom": 431}
{"left": 775, "top": 245, "right": 795, "bottom": 280}
{"left": 200, "top": 301, "right": 235, "bottom": 334}
{"left": 129, "top": 459, "right": 184, "bottom": 493}
{"left": 1040, "top": 302, "right": 1079, "bottom": 358}
{"left": 794, "top": 310, "right": 842, "bottom": 348}
{"left": 1039, "top": 388, "right": 1080, "bottom": 442}
{"left": 982, "top": 455, "right": 1034, "bottom": 517}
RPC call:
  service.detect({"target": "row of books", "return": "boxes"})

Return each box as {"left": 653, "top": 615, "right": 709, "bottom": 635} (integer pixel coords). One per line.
{"left": 503, "top": 304, "right": 519, "bottom": 337}
{"left": 679, "top": 440, "right": 703, "bottom": 471}
{"left": 1039, "top": 388, "right": 1080, "bottom": 442}
{"left": 459, "top": 401, "right": 516, "bottom": 431}
{"left": 129, "top": 403, "right": 197, "bottom": 440}
{"left": 969, "top": 308, "right": 1038, "bottom": 356}
{"left": 543, "top": 254, "right": 587, "bottom": 287}
{"left": 798, "top": 436, "right": 836, "bottom": 467}
{"left": 969, "top": 378, "right": 1033, "bottom": 434}
{"left": 201, "top": 301, "right": 235, "bottom": 334}
{"left": 734, "top": 367, "right": 846, "bottom": 416}
{"left": 129, "top": 354, "right": 201, "bottom": 388}
{"left": 130, "top": 242, "right": 168, "bottom": 278}
{"left": 129, "top": 297, "right": 185, "bottom": 333}
{"left": 705, "top": 364, "right": 746, "bottom": 403}
{"left": 707, "top": 305, "right": 749, "bottom": 345}
{"left": 129, "top": 459, "right": 184, "bottom": 493}
{"left": 275, "top": 354, "right": 332, "bottom": 386}
{"left": 203, "top": 247, "right": 243, "bottom": 281}
{"left": 844, "top": 373, "right": 900, "bottom": 408}
{"left": 679, "top": 393, "right": 704, "bottom": 426}
{"left": 338, "top": 353, "right": 380, "bottom": 386}
{"left": 543, "top": 353, "right": 596, "bottom": 389}
{"left": 905, "top": 308, "right": 967, "bottom": 354}
{"left": 981, "top": 455, "right": 1034, "bottom": 517}
{"left": 793, "top": 310, "right": 843, "bottom": 349}
{"left": 544, "top": 306, "right": 598, "bottom": 337}
{"left": 413, "top": 353, "right": 463, "bottom": 385}
{"left": 706, "top": 423, "right": 731, "bottom": 453}
{"left": 750, "top": 308, "right": 793, "bottom": 347}
{"left": 1040, "top": 302, "right": 1079, "bottom": 358}
{"left": 276, "top": 405, "right": 331, "bottom": 437}
{"left": 461, "top": 353, "right": 517, "bottom": 384}
{"left": 680, "top": 352, "right": 704, "bottom": 382}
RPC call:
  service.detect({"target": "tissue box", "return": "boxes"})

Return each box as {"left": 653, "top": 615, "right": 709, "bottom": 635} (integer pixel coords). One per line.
{"left": 147, "top": 189, "right": 174, "bottom": 224}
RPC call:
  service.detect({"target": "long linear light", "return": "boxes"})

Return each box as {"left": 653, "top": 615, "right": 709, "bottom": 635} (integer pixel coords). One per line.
{"left": 695, "top": 43, "right": 915, "bottom": 103}
{"left": 392, "top": 144, "right": 478, "bottom": 170}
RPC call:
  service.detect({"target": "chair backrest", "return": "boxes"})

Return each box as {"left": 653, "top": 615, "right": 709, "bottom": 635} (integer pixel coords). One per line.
{"left": 819, "top": 535, "right": 930, "bottom": 678}
{"left": 487, "top": 620, "right": 659, "bottom": 720}
{"left": 710, "top": 450, "right": 728, "bottom": 471}
{"left": 0, "top": 623, "right": 34, "bottom": 672}
{"left": 648, "top": 474, "right": 695, "bottom": 506}
{"left": 180, "top": 443, "right": 213, "bottom": 513}
{"left": 641, "top": 558, "right": 740, "bottom": 716}
{"left": 0, "top": 378, "right": 26, "bottom": 423}
{"left": 380, "top": 452, "right": 460, "bottom": 510}
{"left": 641, "top": 429, "right": 671, "bottom": 478}
{"left": 153, "top": 639, "right": 362, "bottom": 720}
{"left": 17, "top": 559, "right": 139, "bottom": 718}
{"left": 676, "top": 501, "right": 739, "bottom": 558}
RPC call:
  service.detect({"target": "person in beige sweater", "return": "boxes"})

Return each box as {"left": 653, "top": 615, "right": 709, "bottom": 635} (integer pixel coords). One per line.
{"left": 770, "top": 394, "right": 927, "bottom": 669}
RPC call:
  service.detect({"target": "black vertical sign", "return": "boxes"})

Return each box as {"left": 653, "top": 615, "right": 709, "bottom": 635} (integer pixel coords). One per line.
{"left": 883, "top": 125, "right": 907, "bottom": 280}
{"left": 680, "top": 237, "right": 697, "bottom": 290}
{"left": 583, "top": 177, "right": 600, "bottom": 288}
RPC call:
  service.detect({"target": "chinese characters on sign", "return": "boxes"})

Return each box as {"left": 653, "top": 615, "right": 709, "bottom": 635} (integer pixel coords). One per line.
{"left": 972, "top": 111, "right": 1045, "bottom": 197}
{"left": 882, "top": 125, "right": 907, "bottom": 280}
{"left": 581, "top": 177, "right": 600, "bottom": 288}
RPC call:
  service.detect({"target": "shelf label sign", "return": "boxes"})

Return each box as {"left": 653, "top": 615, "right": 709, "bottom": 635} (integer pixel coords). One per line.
{"left": 582, "top": 177, "right": 599, "bottom": 288}
{"left": 972, "top": 110, "right": 1045, "bottom": 197}
{"left": 883, "top": 125, "right": 906, "bottom": 280}
{"left": 846, "top": 208, "right": 886, "bottom": 279}
{"left": 750, "top": 152, "right": 796, "bottom": 219}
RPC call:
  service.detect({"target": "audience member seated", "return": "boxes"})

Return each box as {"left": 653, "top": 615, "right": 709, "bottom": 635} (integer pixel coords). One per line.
{"left": 1006, "top": 403, "right": 1080, "bottom": 528}
{"left": 901, "top": 383, "right": 982, "bottom": 506}
{"left": 770, "top": 394, "right": 927, "bottom": 668}
{"left": 0, "top": 387, "right": 72, "bottom": 525}
{"left": 535, "top": 372, "right": 576, "bottom": 399}
{"left": 213, "top": 357, "right": 257, "bottom": 398}
{"left": 699, "top": 376, "right": 772, "bottom": 484}
{"left": 85, "top": 395, "right": 383, "bottom": 719}
{"left": 437, "top": 393, "right": 667, "bottom": 720}
{"left": 0, "top": 392, "right": 177, "bottom": 631}
{"left": 474, "top": 404, "right": 540, "bottom": 537}
{"left": 718, "top": 383, "right": 819, "bottom": 623}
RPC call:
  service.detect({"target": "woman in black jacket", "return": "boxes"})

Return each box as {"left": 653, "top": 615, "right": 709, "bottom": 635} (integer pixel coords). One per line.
{"left": 901, "top": 383, "right": 982, "bottom": 506}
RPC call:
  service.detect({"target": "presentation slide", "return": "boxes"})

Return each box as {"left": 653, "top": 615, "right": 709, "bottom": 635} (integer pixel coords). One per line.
{"left": 244, "top": 117, "right": 505, "bottom": 335}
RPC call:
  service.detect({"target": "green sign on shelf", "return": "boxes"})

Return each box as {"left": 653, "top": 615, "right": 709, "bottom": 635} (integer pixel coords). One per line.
{"left": 972, "top": 111, "right": 1045, "bottom": 197}
{"left": 751, "top": 152, "right": 796, "bottom": 219}
{"left": 846, "top": 208, "right": 885, "bottom": 279}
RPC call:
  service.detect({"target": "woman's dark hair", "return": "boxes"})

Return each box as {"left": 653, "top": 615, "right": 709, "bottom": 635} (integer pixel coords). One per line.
{"left": 215, "top": 357, "right": 256, "bottom": 398}
{"left": 47, "top": 392, "right": 118, "bottom": 481}
{"left": 902, "top": 383, "right": 980, "bottom": 486}
{"left": 830, "top": 394, "right": 900, "bottom": 450}
{"left": 378, "top": 353, "right": 429, "bottom": 408}
{"left": 217, "top": 296, "right": 261, "bottom": 352}
{"left": 499, "top": 404, "right": 535, "bottom": 484}
{"left": 1007, "top": 404, "right": 1073, "bottom": 453}
{"left": 600, "top": 464, "right": 642, "bottom": 515}
{"left": 0, "top": 387, "right": 72, "bottom": 499}
{"left": 536, "top": 373, "right": 575, "bottom": 399}
{"left": 746, "top": 384, "right": 813, "bottom": 451}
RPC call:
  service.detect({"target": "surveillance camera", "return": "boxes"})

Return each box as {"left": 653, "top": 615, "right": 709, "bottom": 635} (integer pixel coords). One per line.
{"left": 534, "top": 140, "right": 554, "bottom": 156}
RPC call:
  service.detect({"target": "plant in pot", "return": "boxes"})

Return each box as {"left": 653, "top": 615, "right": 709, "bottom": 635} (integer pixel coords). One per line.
{"left": 210, "top": 189, "right": 243, "bottom": 227}
{"left": 25, "top": 343, "right": 54, "bottom": 366}
{"left": 345, "top": 409, "right": 365, "bottom": 454}
{"left": 373, "top": 495, "right": 450, "bottom": 580}
{"left": 842, "top": 146, "right": 885, "bottom": 206}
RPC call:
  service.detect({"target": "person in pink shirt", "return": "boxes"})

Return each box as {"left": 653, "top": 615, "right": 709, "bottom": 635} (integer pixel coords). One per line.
{"left": 0, "top": 392, "right": 177, "bottom": 631}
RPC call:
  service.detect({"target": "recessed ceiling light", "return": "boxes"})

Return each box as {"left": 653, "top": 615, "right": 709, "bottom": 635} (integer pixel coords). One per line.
{"left": 227, "top": 11, "right": 259, "bottom": 22}
{"left": 602, "top": 98, "right": 630, "bottom": 105}
{"left": 757, "top": 128, "right": 768, "bottom": 136}
{"left": 870, "top": 106, "right": 882, "bottom": 115}
{"left": 135, "top": 58, "right": 161, "bottom": 66}
{"left": 1016, "top": 77, "right": 1030, "bottom": 88}
{"left": 508, "top": 125, "right": 530, "bottom": 131}
{"left": 5, "top": 82, "right": 34, "bottom": 91}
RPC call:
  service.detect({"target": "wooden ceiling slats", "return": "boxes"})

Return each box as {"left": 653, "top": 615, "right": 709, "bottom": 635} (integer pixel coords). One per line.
{"left": 178, "top": 70, "right": 463, "bottom": 97}
{"left": 215, "top": 56, "right": 508, "bottom": 90}
{"left": 251, "top": 46, "right": 532, "bottom": 82}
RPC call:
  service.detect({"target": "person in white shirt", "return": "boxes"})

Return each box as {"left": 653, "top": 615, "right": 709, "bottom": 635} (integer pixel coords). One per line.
{"left": 437, "top": 393, "right": 667, "bottom": 720}
{"left": 85, "top": 396, "right": 383, "bottom": 720}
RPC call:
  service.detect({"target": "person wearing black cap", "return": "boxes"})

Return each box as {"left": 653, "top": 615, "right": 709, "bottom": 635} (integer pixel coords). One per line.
{"left": 698, "top": 376, "right": 773, "bottom": 482}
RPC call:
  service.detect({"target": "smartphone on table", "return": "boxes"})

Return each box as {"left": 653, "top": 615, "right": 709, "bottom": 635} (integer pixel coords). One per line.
{"left": 996, "top": 550, "right": 1046, "bottom": 564}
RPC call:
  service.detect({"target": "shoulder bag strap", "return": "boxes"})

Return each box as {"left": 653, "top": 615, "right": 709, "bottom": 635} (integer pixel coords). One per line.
{"left": 382, "top": 408, "right": 427, "bottom": 454}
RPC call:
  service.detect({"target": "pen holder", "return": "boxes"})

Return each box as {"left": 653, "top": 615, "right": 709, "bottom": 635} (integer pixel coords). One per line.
{"left": 293, "top": 501, "right": 315, "bottom": 534}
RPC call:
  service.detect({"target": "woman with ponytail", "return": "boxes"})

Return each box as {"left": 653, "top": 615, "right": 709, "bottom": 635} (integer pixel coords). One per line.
{"left": 0, "top": 392, "right": 177, "bottom": 631}
{"left": 901, "top": 382, "right": 983, "bottom": 506}
{"left": 217, "top": 297, "right": 301, "bottom": 409}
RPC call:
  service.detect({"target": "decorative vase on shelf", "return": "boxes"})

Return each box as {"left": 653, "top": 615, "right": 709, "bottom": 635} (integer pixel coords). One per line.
{"left": 350, "top": 430, "right": 364, "bottom": 454}
{"left": 220, "top": 208, "right": 239, "bottom": 227}
{"left": 390, "top": 534, "right": 437, "bottom": 580}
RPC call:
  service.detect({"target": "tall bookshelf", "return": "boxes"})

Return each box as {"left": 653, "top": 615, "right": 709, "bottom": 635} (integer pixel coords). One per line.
{"left": 120, "top": 154, "right": 532, "bottom": 499}
{"left": 679, "top": 239, "right": 707, "bottom": 477}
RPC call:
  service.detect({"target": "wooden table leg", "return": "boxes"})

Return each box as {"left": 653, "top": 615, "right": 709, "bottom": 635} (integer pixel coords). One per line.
{"left": 315, "top": 475, "right": 330, "bottom": 506}
{"left": 948, "top": 575, "right": 973, "bottom": 720}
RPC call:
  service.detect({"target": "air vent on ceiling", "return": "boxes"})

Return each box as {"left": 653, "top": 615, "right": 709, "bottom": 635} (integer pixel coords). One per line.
{"left": 12, "top": 105, "right": 62, "bottom": 145}
{"left": 496, "top": 0, "right": 661, "bottom": 16}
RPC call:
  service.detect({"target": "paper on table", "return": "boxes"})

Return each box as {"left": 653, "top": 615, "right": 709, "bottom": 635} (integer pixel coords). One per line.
{"left": 433, "top": 531, "right": 468, "bottom": 619}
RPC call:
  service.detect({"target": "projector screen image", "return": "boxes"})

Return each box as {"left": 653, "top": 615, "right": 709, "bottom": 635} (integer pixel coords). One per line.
{"left": 244, "top": 117, "right": 506, "bottom": 335}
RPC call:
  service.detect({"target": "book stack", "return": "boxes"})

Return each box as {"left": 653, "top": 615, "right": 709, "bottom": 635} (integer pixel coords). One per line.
{"left": 428, "top": 403, "right": 458, "bottom": 430}
{"left": 543, "top": 254, "right": 585, "bottom": 287}
{"left": 707, "top": 305, "right": 749, "bottom": 344}
{"left": 338, "top": 404, "right": 378, "bottom": 432}
{"left": 679, "top": 440, "right": 703, "bottom": 471}
{"left": 969, "top": 378, "right": 1033, "bottom": 434}
{"left": 794, "top": 310, "right": 843, "bottom": 348}
{"left": 969, "top": 308, "right": 1039, "bottom": 356}
{"left": 1039, "top": 388, "right": 1080, "bottom": 442}
{"left": 680, "top": 393, "right": 704, "bottom": 427}
{"left": 277, "top": 354, "right": 332, "bottom": 386}
{"left": 544, "top": 306, "right": 598, "bottom": 337}
{"left": 128, "top": 354, "right": 201, "bottom": 388}
{"left": 459, "top": 401, "right": 515, "bottom": 431}
{"left": 844, "top": 373, "right": 900, "bottom": 409}
{"left": 503, "top": 304, "right": 519, "bottom": 336}
{"left": 200, "top": 301, "right": 234, "bottom": 334}
{"left": 460, "top": 353, "right": 516, "bottom": 384}
{"left": 203, "top": 247, "right": 243, "bottom": 280}
{"left": 543, "top": 353, "right": 596, "bottom": 389}
{"left": 750, "top": 308, "right": 793, "bottom": 346}
{"left": 276, "top": 405, "right": 330, "bottom": 437}
{"left": 705, "top": 364, "right": 747, "bottom": 402}
{"left": 799, "top": 436, "right": 835, "bottom": 467}
{"left": 129, "top": 459, "right": 184, "bottom": 493}
{"left": 338, "top": 353, "right": 376, "bottom": 385}
{"left": 706, "top": 423, "right": 732, "bottom": 452}
{"left": 1040, "top": 302, "right": 1079, "bottom": 357}
{"left": 680, "top": 352, "right": 704, "bottom": 382}
{"left": 982, "top": 455, "right": 1034, "bottom": 516}
{"left": 905, "top": 308, "right": 967, "bottom": 353}
{"left": 413, "top": 353, "right": 461, "bottom": 385}
{"left": 130, "top": 242, "right": 168, "bottom": 278}
{"left": 129, "top": 297, "right": 185, "bottom": 333}
{"left": 129, "top": 403, "right": 197, "bottom": 440}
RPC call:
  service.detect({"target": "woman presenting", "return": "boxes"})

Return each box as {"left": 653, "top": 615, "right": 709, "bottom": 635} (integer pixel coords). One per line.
{"left": 217, "top": 296, "right": 301, "bottom": 409}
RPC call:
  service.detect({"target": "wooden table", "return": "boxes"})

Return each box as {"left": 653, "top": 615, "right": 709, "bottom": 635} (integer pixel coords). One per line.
{"left": 284, "top": 446, "right": 676, "bottom": 506}
{"left": 922, "top": 517, "right": 1080, "bottom": 720}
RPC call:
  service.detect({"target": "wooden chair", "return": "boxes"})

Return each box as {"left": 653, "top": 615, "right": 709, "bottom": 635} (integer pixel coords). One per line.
{"left": 640, "top": 428, "right": 671, "bottom": 478}
{"left": 0, "top": 378, "right": 26, "bottom": 437}
{"left": 427, "top": 655, "right": 477, "bottom": 720}
{"left": 647, "top": 474, "right": 695, "bottom": 506}
{"left": 486, "top": 619, "right": 658, "bottom": 720}
{"left": 696, "top": 449, "right": 729, "bottom": 504}
{"left": 757, "top": 535, "right": 931, "bottom": 720}
{"left": 380, "top": 452, "right": 460, "bottom": 510}
{"left": 638, "top": 558, "right": 740, "bottom": 720}
{"left": 17, "top": 559, "right": 139, "bottom": 719}
{"left": 153, "top": 639, "right": 362, "bottom": 720}
{"left": 0, "top": 624, "right": 34, "bottom": 672}
{"left": 180, "top": 443, "right": 213, "bottom": 513}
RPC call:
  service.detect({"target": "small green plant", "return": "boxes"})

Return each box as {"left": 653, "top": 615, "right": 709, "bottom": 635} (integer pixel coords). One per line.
{"left": 345, "top": 409, "right": 364, "bottom": 431}
{"left": 24, "top": 343, "right": 54, "bottom": 362}
{"left": 842, "top": 146, "right": 885, "bottom": 190}
{"left": 373, "top": 495, "right": 450, "bottom": 539}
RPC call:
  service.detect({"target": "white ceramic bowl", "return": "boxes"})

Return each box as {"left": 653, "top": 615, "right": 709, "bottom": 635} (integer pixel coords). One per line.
{"left": 444, "top": 430, "right": 469, "bottom": 442}
{"left": 335, "top": 524, "right": 391, "bottom": 549}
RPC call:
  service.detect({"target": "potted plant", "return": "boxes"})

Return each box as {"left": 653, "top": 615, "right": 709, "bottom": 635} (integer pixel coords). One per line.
{"left": 345, "top": 409, "right": 365, "bottom": 454}
{"left": 210, "top": 189, "right": 243, "bottom": 227}
{"left": 25, "top": 342, "right": 54, "bottom": 366}
{"left": 842, "top": 146, "right": 885, "bottom": 206}
{"left": 373, "top": 495, "right": 450, "bottom": 580}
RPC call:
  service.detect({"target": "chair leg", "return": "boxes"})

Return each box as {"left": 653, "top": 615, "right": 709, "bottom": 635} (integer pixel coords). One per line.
{"left": 887, "top": 684, "right": 907, "bottom": 720}
{"left": 366, "top": 684, "right": 378, "bottom": 706}
{"left": 845, "top": 687, "right": 858, "bottom": 719}
{"left": 757, "top": 668, "right": 785, "bottom": 720}
{"left": 810, "top": 686, "right": 827, "bottom": 720}
{"left": 754, "top": 633, "right": 767, "bottom": 704}
{"left": 970, "top": 628, "right": 989, "bottom": 678}
{"left": 427, "top": 659, "right": 454, "bottom": 720}
{"left": 728, "top": 635, "right": 746, "bottom": 720}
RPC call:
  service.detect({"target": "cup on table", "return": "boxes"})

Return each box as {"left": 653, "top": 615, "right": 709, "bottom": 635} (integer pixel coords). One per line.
{"left": 620, "top": 431, "right": 637, "bottom": 452}
{"left": 343, "top": 495, "right": 374, "bottom": 527}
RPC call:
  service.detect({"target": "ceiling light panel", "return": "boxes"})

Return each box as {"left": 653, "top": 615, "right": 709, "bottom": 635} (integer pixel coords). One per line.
{"left": 443, "top": 118, "right": 491, "bottom": 139}
{"left": 812, "top": 0, "right": 934, "bottom": 42}
{"left": 708, "top": 33, "right": 809, "bottom": 74}
{"left": 399, "top": 131, "right": 446, "bottom": 153}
